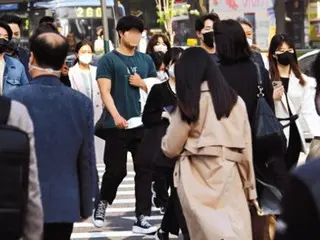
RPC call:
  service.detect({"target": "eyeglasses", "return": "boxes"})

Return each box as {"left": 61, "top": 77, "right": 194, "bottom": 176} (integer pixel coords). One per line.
{"left": 275, "top": 49, "right": 294, "bottom": 55}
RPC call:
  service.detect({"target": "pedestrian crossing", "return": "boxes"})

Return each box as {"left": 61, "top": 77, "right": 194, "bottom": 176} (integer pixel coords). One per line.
{"left": 71, "top": 161, "right": 181, "bottom": 240}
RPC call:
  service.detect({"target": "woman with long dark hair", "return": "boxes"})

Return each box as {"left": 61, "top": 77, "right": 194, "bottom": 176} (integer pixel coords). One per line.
{"left": 214, "top": 20, "right": 288, "bottom": 239}
{"left": 268, "top": 34, "right": 320, "bottom": 169}
{"left": 274, "top": 52, "right": 320, "bottom": 240}
{"left": 161, "top": 47, "right": 256, "bottom": 239}
{"left": 214, "top": 20, "right": 287, "bottom": 167}
{"left": 146, "top": 33, "right": 171, "bottom": 55}
{"left": 149, "top": 51, "right": 167, "bottom": 82}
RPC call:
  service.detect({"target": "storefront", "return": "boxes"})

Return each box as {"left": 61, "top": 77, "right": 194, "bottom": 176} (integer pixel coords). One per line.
{"left": 209, "top": 0, "right": 275, "bottom": 50}
{"left": 308, "top": 0, "right": 320, "bottom": 47}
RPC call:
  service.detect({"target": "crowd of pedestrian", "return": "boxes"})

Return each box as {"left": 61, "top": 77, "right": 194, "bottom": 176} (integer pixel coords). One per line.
{"left": 1, "top": 12, "right": 320, "bottom": 240}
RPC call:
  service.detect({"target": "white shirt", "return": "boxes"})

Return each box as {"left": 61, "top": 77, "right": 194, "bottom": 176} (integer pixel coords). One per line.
{"left": 0, "top": 57, "right": 5, "bottom": 95}
{"left": 126, "top": 77, "right": 161, "bottom": 129}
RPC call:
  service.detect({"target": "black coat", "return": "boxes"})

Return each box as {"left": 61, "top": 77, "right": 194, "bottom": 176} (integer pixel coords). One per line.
{"left": 218, "top": 59, "right": 274, "bottom": 126}
{"left": 142, "top": 81, "right": 176, "bottom": 167}
{"left": 219, "top": 59, "right": 288, "bottom": 193}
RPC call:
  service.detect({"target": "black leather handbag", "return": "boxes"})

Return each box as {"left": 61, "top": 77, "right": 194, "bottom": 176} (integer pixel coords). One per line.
{"left": 253, "top": 63, "right": 287, "bottom": 159}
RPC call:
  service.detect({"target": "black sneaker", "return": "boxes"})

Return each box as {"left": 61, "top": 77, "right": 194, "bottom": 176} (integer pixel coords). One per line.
{"left": 132, "top": 215, "right": 158, "bottom": 234}
{"left": 92, "top": 200, "right": 107, "bottom": 228}
{"left": 155, "top": 229, "right": 169, "bottom": 240}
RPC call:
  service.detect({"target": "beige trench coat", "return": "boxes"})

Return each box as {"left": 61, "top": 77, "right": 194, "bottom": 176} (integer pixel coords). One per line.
{"left": 162, "top": 82, "right": 257, "bottom": 240}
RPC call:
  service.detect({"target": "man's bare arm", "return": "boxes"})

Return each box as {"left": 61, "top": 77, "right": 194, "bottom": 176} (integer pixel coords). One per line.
{"left": 97, "top": 78, "right": 127, "bottom": 128}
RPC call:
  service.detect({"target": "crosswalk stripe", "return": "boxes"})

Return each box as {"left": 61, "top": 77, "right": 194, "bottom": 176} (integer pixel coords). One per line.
{"left": 122, "top": 215, "right": 163, "bottom": 221}
{"left": 116, "top": 183, "right": 134, "bottom": 188}
{"left": 71, "top": 231, "right": 142, "bottom": 238}
{"left": 97, "top": 176, "right": 134, "bottom": 182}
{"left": 106, "top": 207, "right": 159, "bottom": 213}
{"left": 71, "top": 231, "right": 179, "bottom": 239}
{"left": 72, "top": 160, "right": 164, "bottom": 239}
{"left": 74, "top": 215, "right": 163, "bottom": 228}
{"left": 98, "top": 183, "right": 134, "bottom": 188}
{"left": 97, "top": 169, "right": 135, "bottom": 176}
{"left": 116, "top": 190, "right": 135, "bottom": 195}
{"left": 113, "top": 198, "right": 135, "bottom": 204}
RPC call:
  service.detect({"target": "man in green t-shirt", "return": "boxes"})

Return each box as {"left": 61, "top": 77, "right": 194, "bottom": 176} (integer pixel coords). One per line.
{"left": 93, "top": 16, "right": 158, "bottom": 234}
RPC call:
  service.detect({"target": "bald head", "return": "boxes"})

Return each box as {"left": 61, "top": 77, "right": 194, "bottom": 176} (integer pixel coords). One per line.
{"left": 38, "top": 32, "right": 65, "bottom": 47}
{"left": 29, "top": 31, "right": 68, "bottom": 70}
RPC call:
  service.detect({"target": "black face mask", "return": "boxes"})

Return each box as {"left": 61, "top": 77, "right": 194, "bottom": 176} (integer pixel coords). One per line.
{"left": 0, "top": 38, "right": 8, "bottom": 54}
{"left": 7, "top": 37, "right": 20, "bottom": 51}
{"left": 203, "top": 31, "right": 214, "bottom": 48}
{"left": 276, "top": 51, "right": 294, "bottom": 66}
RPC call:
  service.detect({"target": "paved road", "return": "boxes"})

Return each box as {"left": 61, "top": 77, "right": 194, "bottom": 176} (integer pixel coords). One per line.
{"left": 71, "top": 140, "right": 309, "bottom": 240}
{"left": 71, "top": 150, "right": 182, "bottom": 240}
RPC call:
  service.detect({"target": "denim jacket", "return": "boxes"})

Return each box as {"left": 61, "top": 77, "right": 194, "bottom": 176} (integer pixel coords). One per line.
{"left": 2, "top": 54, "right": 28, "bottom": 95}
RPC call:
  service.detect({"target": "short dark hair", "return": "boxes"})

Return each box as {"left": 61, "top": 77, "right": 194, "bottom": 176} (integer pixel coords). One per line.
{"left": 214, "top": 19, "right": 251, "bottom": 65}
{"left": 29, "top": 32, "right": 68, "bottom": 70}
{"left": 116, "top": 16, "right": 144, "bottom": 35}
{"left": 34, "top": 23, "right": 59, "bottom": 35}
{"left": 236, "top": 17, "right": 252, "bottom": 28}
{"left": 146, "top": 33, "right": 171, "bottom": 55}
{"left": 39, "top": 16, "right": 55, "bottom": 25}
{"left": 175, "top": 47, "right": 238, "bottom": 123}
{"left": 149, "top": 51, "right": 164, "bottom": 71}
{"left": 75, "top": 39, "right": 94, "bottom": 54}
{"left": 74, "top": 39, "right": 94, "bottom": 65}
{"left": 195, "top": 13, "right": 220, "bottom": 32}
{"left": 0, "top": 21, "right": 12, "bottom": 40}
{"left": 0, "top": 14, "right": 22, "bottom": 27}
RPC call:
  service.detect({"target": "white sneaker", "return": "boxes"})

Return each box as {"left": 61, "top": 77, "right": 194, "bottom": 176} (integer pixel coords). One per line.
{"left": 92, "top": 201, "right": 107, "bottom": 228}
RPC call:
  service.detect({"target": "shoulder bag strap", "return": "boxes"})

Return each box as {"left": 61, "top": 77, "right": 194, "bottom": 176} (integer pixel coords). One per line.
{"left": 0, "top": 96, "right": 11, "bottom": 125}
{"left": 112, "top": 50, "right": 135, "bottom": 75}
{"left": 253, "top": 62, "right": 265, "bottom": 98}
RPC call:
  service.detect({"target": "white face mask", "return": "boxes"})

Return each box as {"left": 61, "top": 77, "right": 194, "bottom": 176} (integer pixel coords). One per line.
{"left": 157, "top": 71, "right": 167, "bottom": 81}
{"left": 79, "top": 53, "right": 93, "bottom": 65}
{"left": 168, "top": 65, "right": 175, "bottom": 79}
{"left": 154, "top": 44, "right": 168, "bottom": 53}
{"left": 29, "top": 64, "right": 61, "bottom": 75}
{"left": 247, "top": 38, "right": 253, "bottom": 46}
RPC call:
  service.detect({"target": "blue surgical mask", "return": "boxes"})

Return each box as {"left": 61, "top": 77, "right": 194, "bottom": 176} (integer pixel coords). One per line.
{"left": 168, "top": 65, "right": 175, "bottom": 79}
{"left": 157, "top": 71, "right": 167, "bottom": 81}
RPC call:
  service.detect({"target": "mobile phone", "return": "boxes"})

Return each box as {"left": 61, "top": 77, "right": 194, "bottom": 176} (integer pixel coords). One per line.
{"left": 66, "top": 59, "right": 73, "bottom": 68}
{"left": 272, "top": 81, "right": 282, "bottom": 89}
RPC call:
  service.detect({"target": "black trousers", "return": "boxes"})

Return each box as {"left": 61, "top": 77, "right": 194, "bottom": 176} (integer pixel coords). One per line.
{"left": 160, "top": 167, "right": 190, "bottom": 239}
{"left": 153, "top": 165, "right": 171, "bottom": 207}
{"left": 43, "top": 223, "right": 73, "bottom": 240}
{"left": 285, "top": 123, "right": 302, "bottom": 171}
{"left": 100, "top": 127, "right": 152, "bottom": 217}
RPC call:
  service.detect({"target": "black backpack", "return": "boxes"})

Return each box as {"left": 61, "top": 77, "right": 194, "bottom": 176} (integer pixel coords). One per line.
{"left": 0, "top": 96, "right": 30, "bottom": 239}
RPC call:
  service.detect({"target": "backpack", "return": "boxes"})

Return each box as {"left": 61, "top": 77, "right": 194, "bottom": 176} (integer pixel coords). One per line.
{"left": 0, "top": 96, "right": 30, "bottom": 239}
